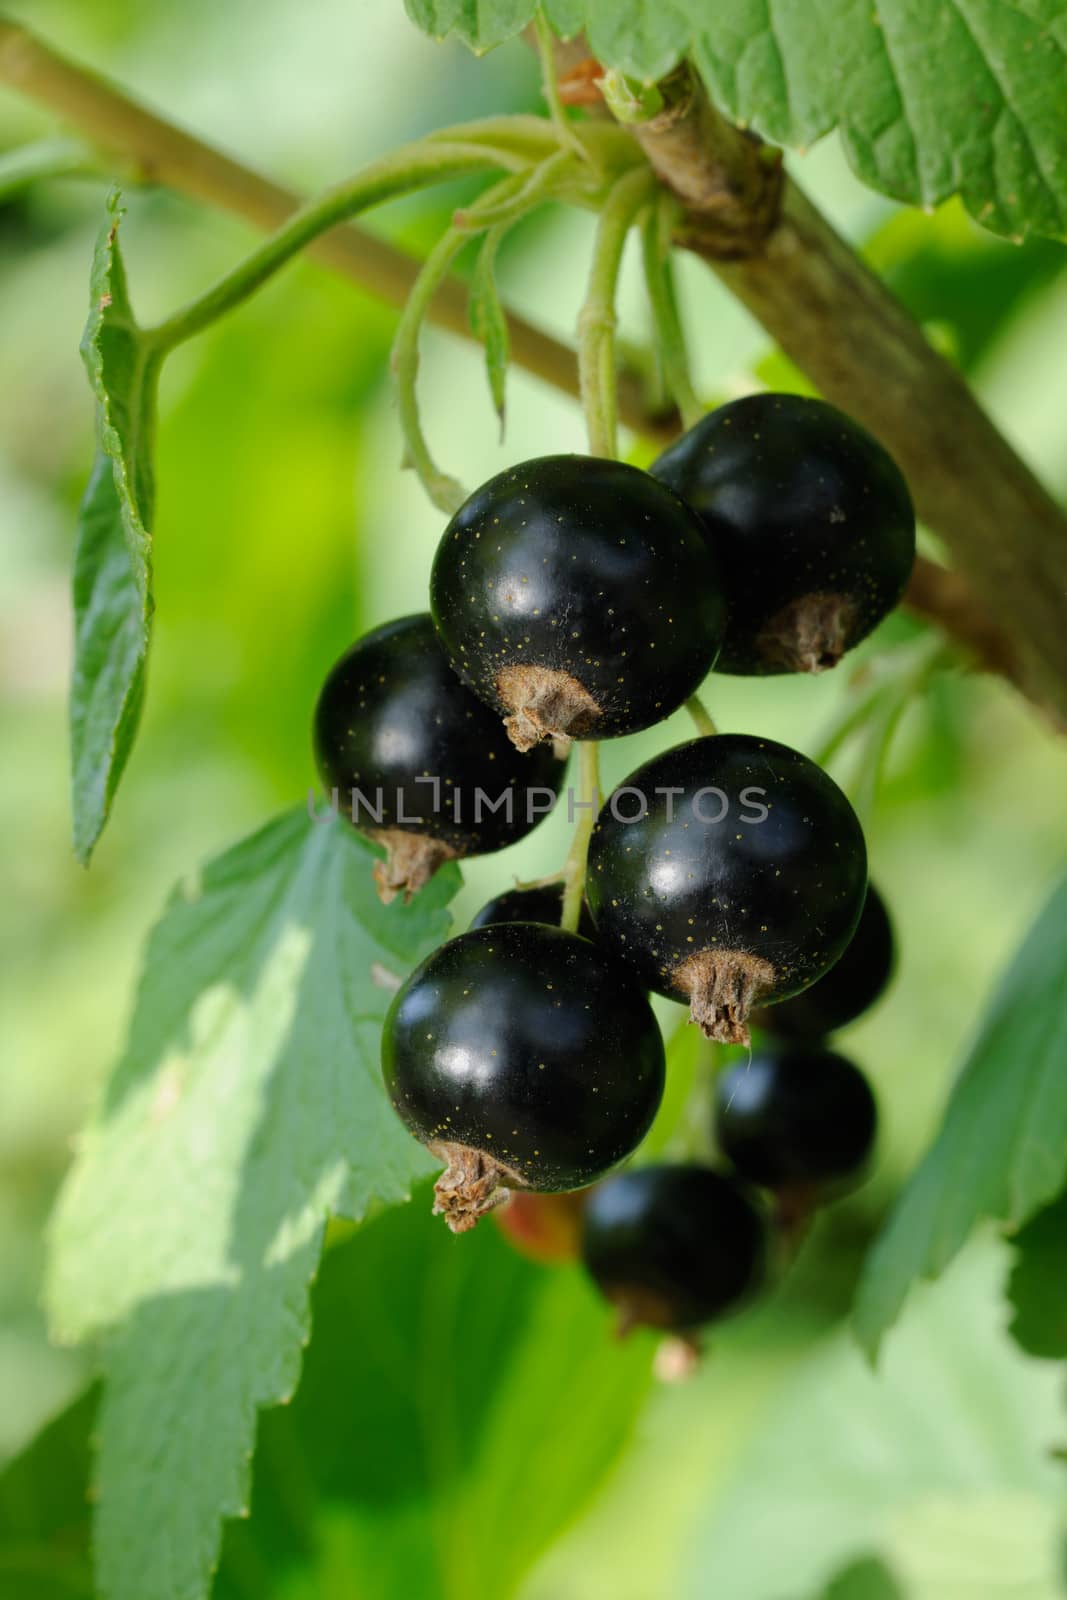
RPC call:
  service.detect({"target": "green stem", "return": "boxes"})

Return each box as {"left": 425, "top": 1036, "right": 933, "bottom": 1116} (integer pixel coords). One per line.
{"left": 850, "top": 691, "right": 910, "bottom": 826}
{"left": 423, "top": 114, "right": 570, "bottom": 159}
{"left": 393, "top": 161, "right": 575, "bottom": 512}
{"left": 514, "top": 869, "right": 566, "bottom": 890}
{"left": 390, "top": 227, "right": 472, "bottom": 515}
{"left": 422, "top": 115, "right": 641, "bottom": 174}
{"left": 452, "top": 147, "right": 576, "bottom": 231}
{"left": 813, "top": 679, "right": 893, "bottom": 770}
{"left": 813, "top": 635, "right": 953, "bottom": 771}
{"left": 146, "top": 137, "right": 534, "bottom": 353}
{"left": 577, "top": 165, "right": 657, "bottom": 457}
{"left": 849, "top": 638, "right": 955, "bottom": 819}
{"left": 685, "top": 693, "right": 718, "bottom": 738}
{"left": 598, "top": 69, "right": 666, "bottom": 125}
{"left": 471, "top": 222, "right": 510, "bottom": 431}
{"left": 640, "top": 192, "right": 702, "bottom": 430}
{"left": 533, "top": 10, "right": 590, "bottom": 163}
{"left": 562, "top": 171, "right": 654, "bottom": 933}
{"left": 560, "top": 740, "right": 601, "bottom": 933}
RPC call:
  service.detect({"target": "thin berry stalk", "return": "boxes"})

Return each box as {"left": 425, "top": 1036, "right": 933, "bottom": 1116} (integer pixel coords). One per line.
{"left": 578, "top": 164, "right": 657, "bottom": 458}
{"left": 685, "top": 694, "right": 718, "bottom": 738}
{"left": 560, "top": 739, "right": 600, "bottom": 934}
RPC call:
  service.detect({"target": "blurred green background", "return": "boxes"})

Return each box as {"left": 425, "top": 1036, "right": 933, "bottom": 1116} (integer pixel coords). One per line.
{"left": 1, "top": 2, "right": 1066, "bottom": 1596}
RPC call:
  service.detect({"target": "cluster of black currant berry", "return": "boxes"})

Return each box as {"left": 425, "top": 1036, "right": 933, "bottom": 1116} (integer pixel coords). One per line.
{"left": 313, "top": 393, "right": 914, "bottom": 1307}
{"left": 573, "top": 883, "right": 894, "bottom": 1352}
{"left": 486, "top": 877, "right": 893, "bottom": 1353}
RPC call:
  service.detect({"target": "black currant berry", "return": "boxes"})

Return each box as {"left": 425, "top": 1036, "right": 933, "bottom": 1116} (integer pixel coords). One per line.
{"left": 715, "top": 1045, "right": 877, "bottom": 1191}
{"left": 381, "top": 922, "right": 665, "bottom": 1231}
{"left": 313, "top": 614, "right": 564, "bottom": 903}
{"left": 469, "top": 882, "right": 597, "bottom": 941}
{"left": 429, "top": 455, "right": 726, "bottom": 751}
{"left": 587, "top": 733, "right": 867, "bottom": 1044}
{"left": 652, "top": 394, "right": 915, "bottom": 675}
{"left": 755, "top": 883, "right": 895, "bottom": 1040}
{"left": 580, "top": 1164, "right": 766, "bottom": 1333}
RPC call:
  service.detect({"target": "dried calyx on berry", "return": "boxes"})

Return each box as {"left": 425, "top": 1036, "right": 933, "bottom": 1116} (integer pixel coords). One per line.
{"left": 652, "top": 393, "right": 915, "bottom": 675}
{"left": 429, "top": 455, "right": 726, "bottom": 751}
{"left": 313, "top": 613, "right": 564, "bottom": 903}
{"left": 580, "top": 1164, "right": 766, "bottom": 1336}
{"left": 381, "top": 923, "right": 665, "bottom": 1231}
{"left": 587, "top": 733, "right": 868, "bottom": 1044}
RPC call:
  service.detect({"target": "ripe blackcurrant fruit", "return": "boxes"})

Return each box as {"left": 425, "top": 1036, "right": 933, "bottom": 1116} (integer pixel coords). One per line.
{"left": 429, "top": 455, "right": 726, "bottom": 751}
{"left": 587, "top": 733, "right": 867, "bottom": 1044}
{"left": 313, "top": 613, "right": 564, "bottom": 903}
{"left": 715, "top": 1045, "right": 877, "bottom": 1191}
{"left": 381, "top": 922, "right": 665, "bottom": 1231}
{"left": 652, "top": 393, "right": 915, "bottom": 675}
{"left": 580, "top": 1164, "right": 766, "bottom": 1333}
{"left": 755, "top": 883, "right": 895, "bottom": 1040}
{"left": 469, "top": 882, "right": 597, "bottom": 941}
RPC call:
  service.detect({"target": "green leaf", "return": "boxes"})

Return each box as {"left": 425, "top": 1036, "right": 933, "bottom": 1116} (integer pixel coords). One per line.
{"left": 406, "top": 2, "right": 1067, "bottom": 239}
{"left": 854, "top": 873, "right": 1067, "bottom": 1359}
{"left": 45, "top": 811, "right": 458, "bottom": 1600}
{"left": 691, "top": 0, "right": 1067, "bottom": 241}
{"left": 216, "top": 1192, "right": 653, "bottom": 1599}
{"left": 687, "top": 1241, "right": 1066, "bottom": 1600}
{"left": 70, "top": 455, "right": 149, "bottom": 865}
{"left": 1007, "top": 1188, "right": 1067, "bottom": 1360}
{"left": 403, "top": 0, "right": 538, "bottom": 52}
{"left": 71, "top": 192, "right": 160, "bottom": 864}
{"left": 819, "top": 1556, "right": 905, "bottom": 1600}
{"left": 542, "top": 0, "right": 586, "bottom": 39}
{"left": 0, "top": 1388, "right": 97, "bottom": 1600}
{"left": 468, "top": 226, "right": 510, "bottom": 430}
{"left": 19, "top": 1204, "right": 649, "bottom": 1600}
{"left": 582, "top": 0, "right": 690, "bottom": 83}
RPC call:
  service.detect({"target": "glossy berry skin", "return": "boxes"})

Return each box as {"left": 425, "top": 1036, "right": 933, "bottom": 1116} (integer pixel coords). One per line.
{"left": 581, "top": 1165, "right": 766, "bottom": 1333}
{"left": 470, "top": 883, "right": 597, "bottom": 941}
{"left": 587, "top": 734, "right": 867, "bottom": 1044}
{"left": 313, "top": 614, "right": 564, "bottom": 902}
{"left": 715, "top": 1045, "right": 877, "bottom": 1189}
{"left": 756, "top": 883, "right": 894, "bottom": 1040}
{"left": 381, "top": 923, "right": 665, "bottom": 1231}
{"left": 429, "top": 455, "right": 726, "bottom": 751}
{"left": 652, "top": 394, "right": 915, "bottom": 675}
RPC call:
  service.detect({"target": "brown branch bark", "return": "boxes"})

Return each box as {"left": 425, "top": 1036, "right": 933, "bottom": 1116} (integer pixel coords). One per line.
{"left": 624, "top": 68, "right": 1067, "bottom": 722}
{"left": 0, "top": 17, "right": 675, "bottom": 442}
{"left": 630, "top": 68, "right": 783, "bottom": 257}
{"left": 905, "top": 555, "right": 1027, "bottom": 691}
